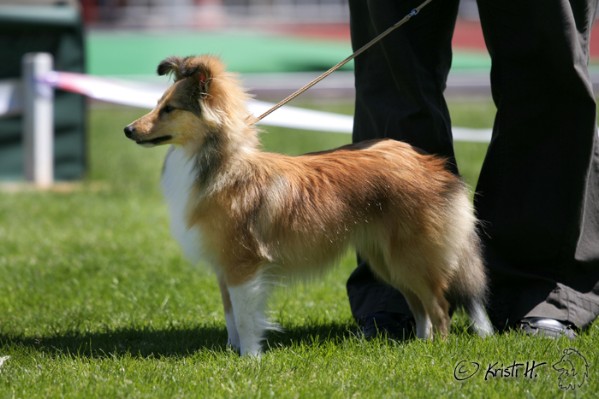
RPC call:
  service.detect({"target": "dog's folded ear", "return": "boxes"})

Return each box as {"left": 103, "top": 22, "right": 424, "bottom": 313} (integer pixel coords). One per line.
{"left": 157, "top": 56, "right": 182, "bottom": 78}
{"left": 157, "top": 56, "right": 213, "bottom": 97}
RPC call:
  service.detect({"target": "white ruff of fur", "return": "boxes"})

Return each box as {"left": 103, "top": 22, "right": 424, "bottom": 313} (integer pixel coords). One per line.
{"left": 161, "top": 146, "right": 204, "bottom": 265}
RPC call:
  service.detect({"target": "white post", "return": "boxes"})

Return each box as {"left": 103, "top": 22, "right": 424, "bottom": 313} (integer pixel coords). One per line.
{"left": 23, "top": 53, "right": 54, "bottom": 187}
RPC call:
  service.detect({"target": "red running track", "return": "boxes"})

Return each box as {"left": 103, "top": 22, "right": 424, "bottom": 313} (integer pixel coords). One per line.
{"left": 279, "top": 20, "right": 599, "bottom": 59}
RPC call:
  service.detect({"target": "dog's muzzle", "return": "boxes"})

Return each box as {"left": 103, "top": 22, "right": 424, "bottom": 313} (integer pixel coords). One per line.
{"left": 123, "top": 125, "right": 172, "bottom": 146}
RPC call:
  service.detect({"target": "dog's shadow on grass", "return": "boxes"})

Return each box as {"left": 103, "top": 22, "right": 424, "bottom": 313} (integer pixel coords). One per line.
{"left": 0, "top": 322, "right": 356, "bottom": 359}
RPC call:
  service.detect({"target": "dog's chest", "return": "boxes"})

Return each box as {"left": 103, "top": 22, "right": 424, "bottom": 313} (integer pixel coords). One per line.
{"left": 161, "top": 146, "right": 204, "bottom": 264}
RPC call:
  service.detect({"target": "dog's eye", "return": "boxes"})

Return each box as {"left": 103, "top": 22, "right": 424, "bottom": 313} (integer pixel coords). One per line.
{"left": 161, "top": 105, "right": 175, "bottom": 114}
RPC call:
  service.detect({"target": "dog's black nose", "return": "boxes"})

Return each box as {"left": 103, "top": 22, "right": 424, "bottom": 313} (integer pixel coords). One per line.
{"left": 124, "top": 125, "right": 135, "bottom": 138}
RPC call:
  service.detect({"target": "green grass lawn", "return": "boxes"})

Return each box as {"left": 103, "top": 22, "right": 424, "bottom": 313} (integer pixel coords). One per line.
{"left": 0, "top": 100, "right": 597, "bottom": 398}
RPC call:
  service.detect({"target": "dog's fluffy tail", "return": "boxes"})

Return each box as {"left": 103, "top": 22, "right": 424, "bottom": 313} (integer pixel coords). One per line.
{"left": 449, "top": 228, "right": 494, "bottom": 337}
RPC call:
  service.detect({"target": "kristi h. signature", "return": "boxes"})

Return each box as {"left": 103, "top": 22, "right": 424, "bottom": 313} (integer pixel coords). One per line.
{"left": 453, "top": 348, "right": 590, "bottom": 391}
{"left": 454, "top": 360, "right": 546, "bottom": 381}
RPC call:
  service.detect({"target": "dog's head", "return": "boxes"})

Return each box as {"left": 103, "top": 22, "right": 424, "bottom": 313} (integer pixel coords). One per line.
{"left": 124, "top": 55, "right": 253, "bottom": 148}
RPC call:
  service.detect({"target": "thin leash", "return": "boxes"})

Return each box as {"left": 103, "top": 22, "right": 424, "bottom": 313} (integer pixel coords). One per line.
{"left": 254, "top": 0, "right": 433, "bottom": 123}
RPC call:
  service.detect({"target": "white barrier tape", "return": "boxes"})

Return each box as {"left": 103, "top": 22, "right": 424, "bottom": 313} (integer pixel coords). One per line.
{"left": 42, "top": 71, "right": 165, "bottom": 109}
{"left": 43, "top": 71, "right": 356, "bottom": 133}
{"left": 452, "top": 126, "right": 492, "bottom": 143}
{"left": 249, "top": 99, "right": 355, "bottom": 134}
{"left": 2, "top": 71, "right": 492, "bottom": 142}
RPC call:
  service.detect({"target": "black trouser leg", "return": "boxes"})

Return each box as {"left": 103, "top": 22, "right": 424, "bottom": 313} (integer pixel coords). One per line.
{"left": 476, "top": 0, "right": 599, "bottom": 330}
{"left": 346, "top": 0, "right": 460, "bottom": 322}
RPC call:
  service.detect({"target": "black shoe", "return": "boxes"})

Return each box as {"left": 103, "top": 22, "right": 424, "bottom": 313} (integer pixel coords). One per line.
{"left": 358, "top": 312, "right": 415, "bottom": 341}
{"left": 517, "top": 317, "right": 577, "bottom": 340}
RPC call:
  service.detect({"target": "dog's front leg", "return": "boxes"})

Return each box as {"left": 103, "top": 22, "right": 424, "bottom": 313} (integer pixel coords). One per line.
{"left": 227, "top": 273, "right": 271, "bottom": 356}
{"left": 218, "top": 275, "right": 240, "bottom": 351}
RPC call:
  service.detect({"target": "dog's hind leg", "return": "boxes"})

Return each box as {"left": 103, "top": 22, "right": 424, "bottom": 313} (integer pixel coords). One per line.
{"left": 218, "top": 275, "right": 240, "bottom": 350}
{"left": 227, "top": 272, "right": 275, "bottom": 356}
{"left": 402, "top": 289, "right": 431, "bottom": 339}
{"left": 465, "top": 298, "right": 494, "bottom": 337}
{"left": 420, "top": 286, "right": 451, "bottom": 338}
{"left": 403, "top": 280, "right": 451, "bottom": 339}
{"left": 375, "top": 249, "right": 450, "bottom": 339}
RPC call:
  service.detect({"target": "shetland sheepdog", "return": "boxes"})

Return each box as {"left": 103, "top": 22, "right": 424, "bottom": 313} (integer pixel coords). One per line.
{"left": 124, "top": 55, "right": 493, "bottom": 356}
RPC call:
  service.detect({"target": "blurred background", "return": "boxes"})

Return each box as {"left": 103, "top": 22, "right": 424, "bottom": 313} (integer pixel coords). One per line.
{"left": 1, "top": 0, "right": 598, "bottom": 182}
{"left": 79, "top": 0, "right": 476, "bottom": 29}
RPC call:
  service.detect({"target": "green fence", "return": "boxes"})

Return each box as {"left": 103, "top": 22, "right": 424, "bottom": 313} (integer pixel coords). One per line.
{"left": 0, "top": 3, "right": 86, "bottom": 181}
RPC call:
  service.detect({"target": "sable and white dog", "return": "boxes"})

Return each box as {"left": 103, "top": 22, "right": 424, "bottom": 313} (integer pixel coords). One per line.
{"left": 124, "top": 55, "right": 493, "bottom": 356}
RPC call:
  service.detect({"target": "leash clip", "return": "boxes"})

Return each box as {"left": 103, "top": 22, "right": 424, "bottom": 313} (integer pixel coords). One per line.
{"left": 409, "top": 8, "right": 419, "bottom": 18}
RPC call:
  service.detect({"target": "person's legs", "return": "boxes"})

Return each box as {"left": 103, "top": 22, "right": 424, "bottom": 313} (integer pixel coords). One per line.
{"left": 351, "top": 0, "right": 459, "bottom": 160}
{"left": 476, "top": 0, "right": 599, "bottom": 331}
{"left": 347, "top": 0, "right": 460, "bottom": 334}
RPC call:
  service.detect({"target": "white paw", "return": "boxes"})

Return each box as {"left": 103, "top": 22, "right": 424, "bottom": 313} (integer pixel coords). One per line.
{"left": 239, "top": 342, "right": 263, "bottom": 357}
